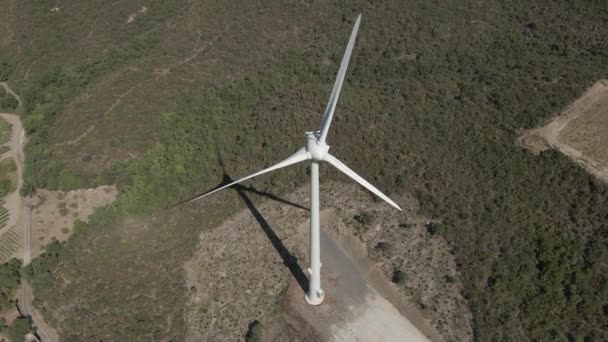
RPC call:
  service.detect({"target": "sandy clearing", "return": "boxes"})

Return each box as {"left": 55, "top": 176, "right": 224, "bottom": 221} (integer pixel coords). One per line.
{"left": 518, "top": 80, "right": 608, "bottom": 183}
{"left": 127, "top": 6, "right": 148, "bottom": 24}
{"left": 30, "top": 185, "right": 117, "bottom": 258}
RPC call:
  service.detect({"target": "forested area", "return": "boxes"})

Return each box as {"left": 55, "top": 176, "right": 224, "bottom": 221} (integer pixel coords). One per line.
{"left": 0, "top": 259, "right": 21, "bottom": 312}
{"left": 1, "top": 0, "right": 607, "bottom": 340}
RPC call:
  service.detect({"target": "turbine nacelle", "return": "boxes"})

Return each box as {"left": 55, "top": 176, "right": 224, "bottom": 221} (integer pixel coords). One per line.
{"left": 305, "top": 133, "right": 329, "bottom": 161}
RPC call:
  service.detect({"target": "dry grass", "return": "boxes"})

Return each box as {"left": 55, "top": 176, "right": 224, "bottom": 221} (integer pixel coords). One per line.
{"left": 30, "top": 185, "right": 117, "bottom": 258}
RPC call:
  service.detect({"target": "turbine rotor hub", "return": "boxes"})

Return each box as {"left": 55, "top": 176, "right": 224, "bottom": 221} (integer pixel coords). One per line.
{"left": 305, "top": 134, "right": 329, "bottom": 161}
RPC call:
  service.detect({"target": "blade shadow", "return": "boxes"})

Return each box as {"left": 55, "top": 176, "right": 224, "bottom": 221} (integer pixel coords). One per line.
{"left": 183, "top": 151, "right": 309, "bottom": 294}
{"left": 233, "top": 183, "right": 309, "bottom": 211}
{"left": 232, "top": 179, "right": 309, "bottom": 294}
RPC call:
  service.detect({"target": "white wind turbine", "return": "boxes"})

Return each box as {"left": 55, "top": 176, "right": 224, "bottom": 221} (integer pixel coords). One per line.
{"left": 190, "top": 14, "right": 401, "bottom": 305}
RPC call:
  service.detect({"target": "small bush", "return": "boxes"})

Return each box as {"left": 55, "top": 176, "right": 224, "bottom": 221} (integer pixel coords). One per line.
{"left": 374, "top": 241, "right": 391, "bottom": 252}
{"left": 391, "top": 269, "right": 407, "bottom": 285}
{"left": 353, "top": 212, "right": 372, "bottom": 225}
{"left": 6, "top": 317, "right": 32, "bottom": 342}
{"left": 425, "top": 222, "right": 440, "bottom": 235}
{"left": 0, "top": 180, "right": 12, "bottom": 198}
{"left": 245, "top": 320, "right": 262, "bottom": 342}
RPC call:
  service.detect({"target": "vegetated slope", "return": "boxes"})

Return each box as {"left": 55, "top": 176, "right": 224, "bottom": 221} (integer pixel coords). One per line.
{"left": 0, "top": 0, "right": 606, "bottom": 341}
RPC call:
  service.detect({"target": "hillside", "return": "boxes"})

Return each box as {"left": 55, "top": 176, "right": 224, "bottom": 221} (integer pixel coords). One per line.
{"left": 0, "top": 0, "right": 607, "bottom": 341}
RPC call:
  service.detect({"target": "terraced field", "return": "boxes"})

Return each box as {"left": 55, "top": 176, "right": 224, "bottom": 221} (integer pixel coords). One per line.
{"left": 0, "top": 200, "right": 7, "bottom": 229}
{"left": 0, "top": 118, "right": 11, "bottom": 158}
{"left": 519, "top": 80, "right": 608, "bottom": 184}
{"left": 559, "top": 81, "right": 608, "bottom": 168}
{"left": 0, "top": 117, "right": 19, "bottom": 262}
{"left": 0, "top": 223, "right": 19, "bottom": 263}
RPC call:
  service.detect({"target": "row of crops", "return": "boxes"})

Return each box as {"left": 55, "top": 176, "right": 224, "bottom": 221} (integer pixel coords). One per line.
{"left": 0, "top": 200, "right": 8, "bottom": 229}
{"left": 0, "top": 224, "right": 20, "bottom": 263}
{"left": 0, "top": 119, "right": 17, "bottom": 262}
{"left": 0, "top": 118, "right": 12, "bottom": 158}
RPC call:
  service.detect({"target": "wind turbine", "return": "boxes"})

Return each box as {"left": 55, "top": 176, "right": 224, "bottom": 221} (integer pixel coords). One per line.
{"left": 190, "top": 14, "right": 401, "bottom": 305}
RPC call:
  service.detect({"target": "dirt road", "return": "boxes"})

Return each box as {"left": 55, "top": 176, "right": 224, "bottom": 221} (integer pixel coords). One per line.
{"left": 0, "top": 81, "right": 21, "bottom": 106}
{"left": 320, "top": 228, "right": 431, "bottom": 341}
{"left": 285, "top": 212, "right": 442, "bottom": 341}
{"left": 1, "top": 82, "right": 57, "bottom": 342}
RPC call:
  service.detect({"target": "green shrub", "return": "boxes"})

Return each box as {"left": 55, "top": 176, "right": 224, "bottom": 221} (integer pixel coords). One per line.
{"left": 391, "top": 269, "right": 407, "bottom": 285}
{"left": 6, "top": 317, "right": 32, "bottom": 342}
{"left": 245, "top": 320, "right": 263, "bottom": 342}
{"left": 353, "top": 212, "right": 372, "bottom": 225}
{"left": 0, "top": 62, "right": 13, "bottom": 82}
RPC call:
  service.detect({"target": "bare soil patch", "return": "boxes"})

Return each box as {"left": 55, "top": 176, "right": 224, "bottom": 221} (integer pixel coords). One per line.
{"left": 29, "top": 185, "right": 117, "bottom": 258}
{"left": 518, "top": 80, "right": 608, "bottom": 183}
{"left": 184, "top": 182, "right": 471, "bottom": 342}
{"left": 127, "top": 6, "right": 148, "bottom": 24}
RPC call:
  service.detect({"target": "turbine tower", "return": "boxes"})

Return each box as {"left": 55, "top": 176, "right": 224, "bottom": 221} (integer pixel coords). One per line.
{"left": 190, "top": 14, "right": 401, "bottom": 305}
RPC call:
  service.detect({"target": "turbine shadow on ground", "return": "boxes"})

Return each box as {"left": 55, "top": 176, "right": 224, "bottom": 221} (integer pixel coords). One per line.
{"left": 222, "top": 172, "right": 309, "bottom": 293}
{"left": 184, "top": 152, "right": 310, "bottom": 294}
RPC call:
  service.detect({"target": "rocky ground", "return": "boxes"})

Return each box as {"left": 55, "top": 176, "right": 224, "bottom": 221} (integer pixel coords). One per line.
{"left": 183, "top": 181, "right": 472, "bottom": 341}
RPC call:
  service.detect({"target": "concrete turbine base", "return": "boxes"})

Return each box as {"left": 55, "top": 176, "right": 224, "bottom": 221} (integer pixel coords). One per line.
{"left": 305, "top": 288, "right": 325, "bottom": 305}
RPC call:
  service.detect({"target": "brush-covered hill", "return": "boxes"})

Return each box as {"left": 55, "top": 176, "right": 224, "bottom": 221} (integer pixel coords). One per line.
{"left": 1, "top": 0, "right": 607, "bottom": 340}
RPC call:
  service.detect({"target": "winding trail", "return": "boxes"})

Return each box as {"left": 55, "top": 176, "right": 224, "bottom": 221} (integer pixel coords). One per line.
{"left": 1, "top": 81, "right": 21, "bottom": 105}
{"left": 0, "top": 82, "right": 58, "bottom": 342}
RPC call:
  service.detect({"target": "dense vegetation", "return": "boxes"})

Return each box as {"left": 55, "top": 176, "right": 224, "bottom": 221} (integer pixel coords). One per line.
{"left": 0, "top": 63, "right": 18, "bottom": 111}
{"left": 0, "top": 258, "right": 21, "bottom": 312}
{"left": 0, "top": 63, "right": 12, "bottom": 82}
{"left": 14, "top": 0, "right": 188, "bottom": 194}
{"left": 0, "top": 159, "right": 17, "bottom": 198}
{"left": 0, "top": 91, "right": 18, "bottom": 112}
{"left": 2, "top": 316, "right": 32, "bottom": 341}
{"left": 1, "top": 0, "right": 607, "bottom": 340}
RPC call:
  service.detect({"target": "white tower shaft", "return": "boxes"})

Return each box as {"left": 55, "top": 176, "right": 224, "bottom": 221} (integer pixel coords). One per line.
{"left": 189, "top": 15, "right": 402, "bottom": 307}
{"left": 306, "top": 161, "right": 324, "bottom": 305}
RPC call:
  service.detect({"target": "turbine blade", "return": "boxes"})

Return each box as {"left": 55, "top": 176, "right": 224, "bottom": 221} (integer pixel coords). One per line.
{"left": 318, "top": 14, "right": 362, "bottom": 143}
{"left": 189, "top": 147, "right": 310, "bottom": 203}
{"left": 324, "top": 154, "right": 402, "bottom": 210}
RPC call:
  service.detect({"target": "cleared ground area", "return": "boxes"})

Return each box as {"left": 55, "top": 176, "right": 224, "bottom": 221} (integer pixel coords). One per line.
{"left": 184, "top": 182, "right": 471, "bottom": 342}
{"left": 30, "top": 186, "right": 117, "bottom": 258}
{"left": 518, "top": 80, "right": 608, "bottom": 183}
